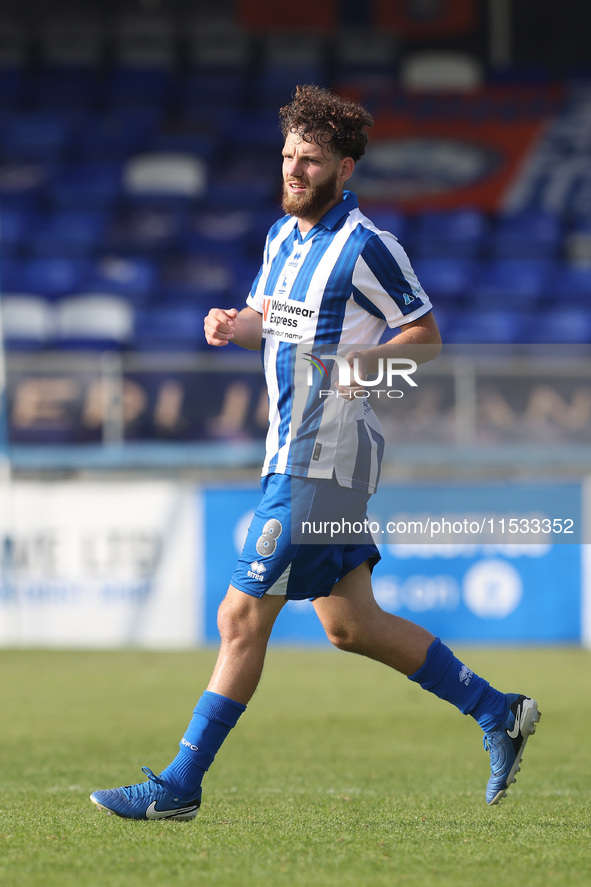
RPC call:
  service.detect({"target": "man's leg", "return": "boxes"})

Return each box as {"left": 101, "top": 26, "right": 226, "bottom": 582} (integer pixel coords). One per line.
{"left": 90, "top": 587, "right": 285, "bottom": 819}
{"left": 313, "top": 561, "right": 540, "bottom": 804}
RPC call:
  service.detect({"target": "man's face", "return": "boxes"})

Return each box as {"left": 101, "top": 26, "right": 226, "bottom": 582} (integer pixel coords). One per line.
{"left": 281, "top": 130, "right": 341, "bottom": 223}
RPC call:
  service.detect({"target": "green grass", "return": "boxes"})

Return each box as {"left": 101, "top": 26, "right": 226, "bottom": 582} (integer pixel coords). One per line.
{"left": 0, "top": 646, "right": 590, "bottom": 887}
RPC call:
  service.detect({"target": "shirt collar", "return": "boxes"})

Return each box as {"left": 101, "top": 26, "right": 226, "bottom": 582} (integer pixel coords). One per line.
{"left": 317, "top": 190, "right": 358, "bottom": 230}
{"left": 292, "top": 190, "right": 359, "bottom": 242}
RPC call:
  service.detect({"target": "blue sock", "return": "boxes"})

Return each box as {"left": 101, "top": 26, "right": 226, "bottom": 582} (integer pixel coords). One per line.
{"left": 408, "top": 638, "right": 507, "bottom": 732}
{"left": 160, "top": 691, "right": 246, "bottom": 798}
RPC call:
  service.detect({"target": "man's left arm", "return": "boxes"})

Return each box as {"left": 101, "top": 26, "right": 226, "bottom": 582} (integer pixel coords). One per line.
{"left": 342, "top": 311, "right": 442, "bottom": 394}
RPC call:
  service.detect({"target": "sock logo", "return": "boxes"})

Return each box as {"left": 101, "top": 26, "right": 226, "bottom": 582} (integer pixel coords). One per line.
{"left": 459, "top": 666, "right": 474, "bottom": 686}
{"left": 181, "top": 737, "right": 199, "bottom": 752}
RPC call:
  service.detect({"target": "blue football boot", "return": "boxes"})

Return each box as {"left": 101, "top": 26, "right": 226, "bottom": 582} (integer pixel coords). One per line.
{"left": 90, "top": 767, "right": 201, "bottom": 820}
{"left": 484, "top": 694, "right": 541, "bottom": 805}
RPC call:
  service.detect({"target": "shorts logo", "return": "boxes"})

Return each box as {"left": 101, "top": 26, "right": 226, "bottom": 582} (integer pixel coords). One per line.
{"left": 247, "top": 560, "right": 266, "bottom": 580}
{"left": 255, "top": 518, "right": 283, "bottom": 557}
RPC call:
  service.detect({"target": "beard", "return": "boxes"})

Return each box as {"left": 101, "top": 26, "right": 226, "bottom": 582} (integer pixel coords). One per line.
{"left": 281, "top": 170, "right": 339, "bottom": 220}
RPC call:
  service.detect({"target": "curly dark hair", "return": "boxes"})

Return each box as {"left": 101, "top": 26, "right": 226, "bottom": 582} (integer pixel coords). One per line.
{"left": 279, "top": 84, "right": 373, "bottom": 162}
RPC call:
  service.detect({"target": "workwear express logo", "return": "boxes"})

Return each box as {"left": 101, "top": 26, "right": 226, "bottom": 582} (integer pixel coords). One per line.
{"left": 304, "top": 353, "right": 418, "bottom": 399}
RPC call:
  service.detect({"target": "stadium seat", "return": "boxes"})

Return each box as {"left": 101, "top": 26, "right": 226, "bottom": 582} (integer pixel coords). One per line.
{"left": 528, "top": 308, "right": 591, "bottom": 344}
{"left": 47, "top": 162, "right": 124, "bottom": 211}
{"left": 178, "top": 209, "right": 257, "bottom": 259}
{"left": 133, "top": 305, "right": 207, "bottom": 351}
{"left": 74, "top": 109, "right": 162, "bottom": 162}
{"left": 0, "top": 294, "right": 55, "bottom": 350}
{"left": 147, "top": 124, "right": 219, "bottom": 160}
{"left": 363, "top": 208, "right": 407, "bottom": 242}
{"left": 443, "top": 308, "right": 528, "bottom": 344}
{"left": 28, "top": 210, "right": 109, "bottom": 258}
{"left": 205, "top": 149, "right": 279, "bottom": 209}
{"left": 490, "top": 210, "right": 563, "bottom": 259}
{"left": 472, "top": 258, "right": 555, "bottom": 308}
{"left": 160, "top": 255, "right": 236, "bottom": 305}
{"left": 0, "top": 111, "right": 78, "bottom": 163}
{"left": 103, "top": 66, "right": 175, "bottom": 109}
{"left": 564, "top": 215, "right": 591, "bottom": 264}
{"left": 551, "top": 262, "right": 591, "bottom": 302}
{"left": 103, "top": 208, "right": 186, "bottom": 258}
{"left": 412, "top": 257, "right": 477, "bottom": 304}
{"left": 178, "top": 70, "right": 245, "bottom": 114}
{"left": 2, "top": 257, "right": 93, "bottom": 300}
{"left": 55, "top": 294, "right": 134, "bottom": 349}
{"left": 400, "top": 51, "right": 483, "bottom": 91}
{"left": 122, "top": 152, "right": 208, "bottom": 208}
{"left": 413, "top": 209, "right": 488, "bottom": 259}
{"left": 0, "top": 66, "right": 28, "bottom": 109}
{"left": 85, "top": 256, "right": 159, "bottom": 304}
{"left": 0, "top": 207, "right": 35, "bottom": 256}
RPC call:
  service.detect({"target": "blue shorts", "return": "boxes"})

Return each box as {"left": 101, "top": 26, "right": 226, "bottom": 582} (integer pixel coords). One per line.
{"left": 230, "top": 473, "right": 380, "bottom": 601}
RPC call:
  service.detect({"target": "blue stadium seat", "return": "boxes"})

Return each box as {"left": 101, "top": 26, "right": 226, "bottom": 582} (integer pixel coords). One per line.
{"left": 103, "top": 208, "right": 186, "bottom": 257}
{"left": 472, "top": 258, "right": 555, "bottom": 308}
{"left": 206, "top": 153, "right": 279, "bottom": 210}
{"left": 178, "top": 70, "right": 245, "bottom": 114}
{"left": 28, "top": 210, "right": 109, "bottom": 257}
{"left": 551, "top": 262, "right": 591, "bottom": 303}
{"left": 103, "top": 66, "right": 174, "bottom": 110}
{"left": 0, "top": 163, "right": 47, "bottom": 213}
{"left": 413, "top": 209, "right": 488, "bottom": 259}
{"left": 0, "top": 207, "right": 35, "bottom": 256}
{"left": 178, "top": 210, "right": 257, "bottom": 259}
{"left": 85, "top": 256, "right": 159, "bottom": 305}
{"left": 3, "top": 257, "right": 93, "bottom": 299}
{"left": 412, "top": 257, "right": 477, "bottom": 304}
{"left": 363, "top": 208, "right": 407, "bottom": 242}
{"left": 528, "top": 308, "right": 591, "bottom": 344}
{"left": 74, "top": 109, "right": 162, "bottom": 161}
{"left": 443, "top": 309, "right": 528, "bottom": 344}
{"left": 1, "top": 111, "right": 78, "bottom": 163}
{"left": 490, "top": 210, "right": 563, "bottom": 259}
{"left": 133, "top": 306, "right": 207, "bottom": 351}
{"left": 47, "top": 162, "right": 123, "bottom": 211}
{"left": 161, "top": 255, "right": 236, "bottom": 305}
{"left": 0, "top": 66, "right": 28, "bottom": 109}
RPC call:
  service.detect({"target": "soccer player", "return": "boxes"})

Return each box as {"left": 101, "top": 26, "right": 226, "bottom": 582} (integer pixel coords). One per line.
{"left": 90, "top": 85, "right": 540, "bottom": 820}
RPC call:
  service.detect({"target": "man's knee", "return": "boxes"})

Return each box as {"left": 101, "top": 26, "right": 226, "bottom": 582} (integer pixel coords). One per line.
{"left": 323, "top": 618, "right": 366, "bottom": 654}
{"left": 217, "top": 586, "right": 282, "bottom": 644}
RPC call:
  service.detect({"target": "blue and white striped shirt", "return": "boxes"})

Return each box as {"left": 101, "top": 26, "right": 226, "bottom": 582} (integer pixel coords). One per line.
{"left": 246, "top": 191, "right": 432, "bottom": 494}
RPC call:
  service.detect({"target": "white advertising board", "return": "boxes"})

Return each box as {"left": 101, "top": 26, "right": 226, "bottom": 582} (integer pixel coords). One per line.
{"left": 0, "top": 480, "right": 200, "bottom": 648}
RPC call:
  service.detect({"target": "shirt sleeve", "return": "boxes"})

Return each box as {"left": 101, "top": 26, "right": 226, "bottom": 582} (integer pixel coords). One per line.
{"left": 246, "top": 262, "right": 265, "bottom": 313}
{"left": 352, "top": 231, "right": 432, "bottom": 328}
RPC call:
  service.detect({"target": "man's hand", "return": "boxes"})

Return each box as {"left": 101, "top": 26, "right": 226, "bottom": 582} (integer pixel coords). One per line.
{"left": 335, "top": 350, "right": 369, "bottom": 400}
{"left": 204, "top": 306, "right": 263, "bottom": 350}
{"left": 204, "top": 308, "right": 239, "bottom": 347}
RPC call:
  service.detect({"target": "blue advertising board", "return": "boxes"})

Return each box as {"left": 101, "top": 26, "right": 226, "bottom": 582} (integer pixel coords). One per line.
{"left": 202, "top": 482, "right": 582, "bottom": 645}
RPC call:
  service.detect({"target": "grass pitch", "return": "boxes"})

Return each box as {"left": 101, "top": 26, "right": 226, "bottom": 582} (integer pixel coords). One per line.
{"left": 0, "top": 646, "right": 589, "bottom": 887}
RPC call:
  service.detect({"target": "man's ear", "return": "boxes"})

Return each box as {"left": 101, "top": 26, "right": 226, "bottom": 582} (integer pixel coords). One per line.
{"left": 339, "top": 156, "right": 355, "bottom": 183}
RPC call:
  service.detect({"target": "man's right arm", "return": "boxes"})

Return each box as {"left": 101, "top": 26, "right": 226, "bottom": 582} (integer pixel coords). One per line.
{"left": 204, "top": 306, "right": 263, "bottom": 350}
